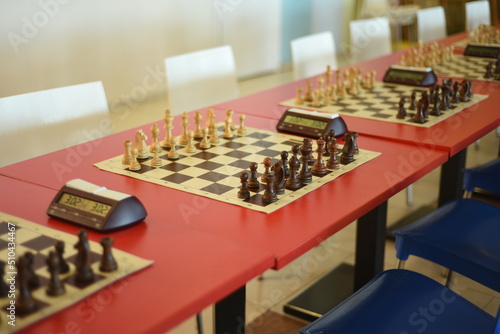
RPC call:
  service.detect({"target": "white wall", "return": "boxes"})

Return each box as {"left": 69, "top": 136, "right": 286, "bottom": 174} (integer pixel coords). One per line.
{"left": 0, "top": 0, "right": 282, "bottom": 108}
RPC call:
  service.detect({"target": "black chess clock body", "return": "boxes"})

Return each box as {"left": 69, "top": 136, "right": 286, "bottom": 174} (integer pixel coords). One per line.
{"left": 47, "top": 179, "right": 147, "bottom": 232}
{"left": 276, "top": 108, "right": 348, "bottom": 138}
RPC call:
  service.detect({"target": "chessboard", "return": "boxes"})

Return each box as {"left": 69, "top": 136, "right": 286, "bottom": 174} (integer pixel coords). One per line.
{"left": 432, "top": 55, "right": 500, "bottom": 82}
{"left": 0, "top": 213, "right": 153, "bottom": 333}
{"left": 94, "top": 125, "right": 380, "bottom": 214}
{"left": 280, "top": 82, "right": 487, "bottom": 127}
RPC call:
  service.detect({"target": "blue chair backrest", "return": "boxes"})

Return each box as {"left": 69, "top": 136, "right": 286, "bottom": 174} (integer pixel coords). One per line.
{"left": 463, "top": 157, "right": 500, "bottom": 195}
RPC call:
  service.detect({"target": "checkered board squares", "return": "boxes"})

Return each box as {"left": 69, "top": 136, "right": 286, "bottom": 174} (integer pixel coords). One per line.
{"left": 280, "top": 82, "right": 488, "bottom": 128}
{"left": 94, "top": 127, "right": 380, "bottom": 214}
{"left": 432, "top": 55, "right": 498, "bottom": 81}
{"left": 0, "top": 213, "right": 153, "bottom": 333}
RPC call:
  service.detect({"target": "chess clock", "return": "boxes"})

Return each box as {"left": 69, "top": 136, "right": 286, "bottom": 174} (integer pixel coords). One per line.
{"left": 463, "top": 43, "right": 500, "bottom": 58}
{"left": 383, "top": 65, "right": 437, "bottom": 86}
{"left": 47, "top": 179, "right": 147, "bottom": 232}
{"left": 276, "top": 108, "right": 348, "bottom": 138}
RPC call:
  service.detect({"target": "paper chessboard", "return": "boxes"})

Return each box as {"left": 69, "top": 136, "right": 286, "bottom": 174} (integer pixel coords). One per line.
{"left": 432, "top": 55, "right": 499, "bottom": 82}
{"left": 94, "top": 126, "right": 380, "bottom": 214}
{"left": 0, "top": 213, "right": 153, "bottom": 333}
{"left": 280, "top": 82, "right": 487, "bottom": 127}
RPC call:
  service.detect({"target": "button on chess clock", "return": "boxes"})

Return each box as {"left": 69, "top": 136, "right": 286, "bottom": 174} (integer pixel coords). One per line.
{"left": 276, "top": 108, "right": 348, "bottom": 138}
{"left": 383, "top": 65, "right": 437, "bottom": 86}
{"left": 47, "top": 179, "right": 147, "bottom": 232}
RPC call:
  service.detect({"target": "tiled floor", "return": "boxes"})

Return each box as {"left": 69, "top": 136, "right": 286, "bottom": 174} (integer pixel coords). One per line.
{"left": 109, "top": 64, "right": 500, "bottom": 334}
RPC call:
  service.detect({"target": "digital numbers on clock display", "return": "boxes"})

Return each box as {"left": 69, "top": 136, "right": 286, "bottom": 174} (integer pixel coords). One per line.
{"left": 58, "top": 193, "right": 111, "bottom": 217}
{"left": 283, "top": 115, "right": 328, "bottom": 130}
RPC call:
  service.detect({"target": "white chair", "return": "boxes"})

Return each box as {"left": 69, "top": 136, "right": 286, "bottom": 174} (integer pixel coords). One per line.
{"left": 416, "top": 6, "right": 447, "bottom": 43}
{"left": 291, "top": 31, "right": 338, "bottom": 80}
{"left": 349, "top": 17, "right": 392, "bottom": 63}
{"left": 0, "top": 81, "right": 111, "bottom": 167}
{"left": 164, "top": 45, "right": 239, "bottom": 116}
{"left": 466, "top": 0, "right": 491, "bottom": 30}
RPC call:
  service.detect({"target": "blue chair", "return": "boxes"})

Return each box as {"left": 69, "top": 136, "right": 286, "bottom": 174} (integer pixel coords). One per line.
{"left": 300, "top": 269, "right": 498, "bottom": 334}
{"left": 393, "top": 198, "right": 500, "bottom": 291}
{"left": 463, "top": 157, "right": 500, "bottom": 198}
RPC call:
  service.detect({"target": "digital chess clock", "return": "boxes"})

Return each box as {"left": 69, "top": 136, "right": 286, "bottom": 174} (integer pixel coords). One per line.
{"left": 463, "top": 43, "right": 500, "bottom": 58}
{"left": 47, "top": 179, "right": 147, "bottom": 232}
{"left": 276, "top": 108, "right": 348, "bottom": 138}
{"left": 383, "top": 65, "right": 437, "bottom": 86}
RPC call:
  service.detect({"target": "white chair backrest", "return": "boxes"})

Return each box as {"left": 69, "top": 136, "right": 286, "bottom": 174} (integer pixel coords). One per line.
{"left": 291, "top": 31, "right": 338, "bottom": 80}
{"left": 416, "top": 6, "right": 447, "bottom": 43}
{"left": 164, "top": 45, "right": 239, "bottom": 116}
{"left": 349, "top": 17, "right": 392, "bottom": 63}
{"left": 466, "top": 0, "right": 491, "bottom": 30}
{"left": 0, "top": 81, "right": 111, "bottom": 167}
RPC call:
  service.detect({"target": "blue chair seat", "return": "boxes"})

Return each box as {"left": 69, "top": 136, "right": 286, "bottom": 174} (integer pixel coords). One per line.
{"left": 300, "top": 269, "right": 497, "bottom": 334}
{"left": 393, "top": 198, "right": 500, "bottom": 292}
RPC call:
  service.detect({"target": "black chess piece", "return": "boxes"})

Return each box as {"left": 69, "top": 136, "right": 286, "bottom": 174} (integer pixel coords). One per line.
{"left": 421, "top": 91, "right": 430, "bottom": 119}
{"left": 303, "top": 138, "right": 315, "bottom": 166}
{"left": 451, "top": 81, "right": 460, "bottom": 104}
{"left": 99, "top": 237, "right": 118, "bottom": 273}
{"left": 261, "top": 157, "right": 273, "bottom": 182}
{"left": 280, "top": 151, "right": 290, "bottom": 178}
{"left": 262, "top": 172, "right": 278, "bottom": 204}
{"left": 46, "top": 251, "right": 66, "bottom": 296}
{"left": 323, "top": 129, "right": 335, "bottom": 157}
{"left": 247, "top": 162, "right": 260, "bottom": 189}
{"left": 430, "top": 97, "right": 442, "bottom": 116}
{"left": 298, "top": 142, "right": 313, "bottom": 184}
{"left": 409, "top": 91, "right": 417, "bottom": 110}
{"left": 396, "top": 97, "right": 407, "bottom": 119}
{"left": 24, "top": 252, "right": 40, "bottom": 289}
{"left": 485, "top": 62, "right": 494, "bottom": 79}
{"left": 412, "top": 99, "right": 426, "bottom": 124}
{"left": 312, "top": 138, "right": 328, "bottom": 176}
{"left": 55, "top": 240, "right": 70, "bottom": 274}
{"left": 326, "top": 139, "right": 340, "bottom": 170}
{"left": 341, "top": 132, "right": 356, "bottom": 164}
{"left": 272, "top": 162, "right": 286, "bottom": 195}
{"left": 74, "top": 230, "right": 95, "bottom": 283}
{"left": 286, "top": 154, "right": 302, "bottom": 190}
{"left": 16, "top": 256, "right": 36, "bottom": 315}
{"left": 238, "top": 172, "right": 251, "bottom": 199}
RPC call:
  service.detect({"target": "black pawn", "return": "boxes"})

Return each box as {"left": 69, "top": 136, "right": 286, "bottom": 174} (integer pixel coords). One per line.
{"left": 430, "top": 98, "right": 442, "bottom": 116}
{"left": 298, "top": 142, "right": 313, "bottom": 184}
{"left": 326, "top": 139, "right": 340, "bottom": 170}
{"left": 261, "top": 157, "right": 273, "bottom": 182}
{"left": 100, "top": 237, "right": 118, "bottom": 273}
{"left": 74, "top": 230, "right": 95, "bottom": 283}
{"left": 485, "top": 62, "right": 494, "bottom": 79}
{"left": 312, "top": 138, "right": 328, "bottom": 176}
{"left": 412, "top": 100, "right": 426, "bottom": 124}
{"left": 451, "top": 81, "right": 460, "bottom": 104}
{"left": 323, "top": 129, "right": 335, "bottom": 157}
{"left": 409, "top": 91, "right": 417, "bottom": 110}
{"left": 55, "top": 240, "right": 70, "bottom": 274}
{"left": 286, "top": 154, "right": 302, "bottom": 190}
{"left": 16, "top": 256, "right": 36, "bottom": 315}
{"left": 46, "top": 251, "right": 65, "bottom": 296}
{"left": 238, "top": 172, "right": 251, "bottom": 199}
{"left": 262, "top": 173, "right": 278, "bottom": 204}
{"left": 396, "top": 97, "right": 407, "bottom": 119}
{"left": 303, "top": 138, "right": 315, "bottom": 166}
{"left": 247, "top": 162, "right": 260, "bottom": 189}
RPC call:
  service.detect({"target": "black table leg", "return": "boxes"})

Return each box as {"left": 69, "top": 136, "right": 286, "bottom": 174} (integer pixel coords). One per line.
{"left": 354, "top": 201, "right": 388, "bottom": 290}
{"left": 214, "top": 285, "right": 246, "bottom": 334}
{"left": 438, "top": 149, "right": 467, "bottom": 207}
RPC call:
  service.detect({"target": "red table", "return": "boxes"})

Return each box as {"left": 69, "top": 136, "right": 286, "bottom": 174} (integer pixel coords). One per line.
{"left": 212, "top": 32, "right": 500, "bottom": 206}
{"left": 0, "top": 176, "right": 274, "bottom": 333}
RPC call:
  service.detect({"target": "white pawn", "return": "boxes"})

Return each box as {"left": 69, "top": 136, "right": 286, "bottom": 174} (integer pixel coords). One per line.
{"left": 237, "top": 114, "right": 247, "bottom": 136}
{"left": 185, "top": 131, "right": 197, "bottom": 153}
{"left": 223, "top": 119, "right": 234, "bottom": 139}
{"left": 209, "top": 122, "right": 220, "bottom": 144}
{"left": 150, "top": 143, "right": 162, "bottom": 167}
{"left": 129, "top": 147, "right": 141, "bottom": 171}
{"left": 167, "top": 136, "right": 180, "bottom": 160}
{"left": 199, "top": 127, "right": 211, "bottom": 149}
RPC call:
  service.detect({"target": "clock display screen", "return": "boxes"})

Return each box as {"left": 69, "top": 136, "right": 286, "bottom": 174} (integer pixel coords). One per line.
{"left": 386, "top": 69, "right": 425, "bottom": 80}
{"left": 283, "top": 115, "right": 327, "bottom": 130}
{"left": 58, "top": 193, "right": 112, "bottom": 217}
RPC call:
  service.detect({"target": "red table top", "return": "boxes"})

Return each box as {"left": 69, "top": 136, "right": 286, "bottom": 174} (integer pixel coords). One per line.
{"left": 0, "top": 176, "right": 274, "bottom": 333}
{"left": 0, "top": 113, "right": 448, "bottom": 270}
{"left": 213, "top": 32, "right": 500, "bottom": 157}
